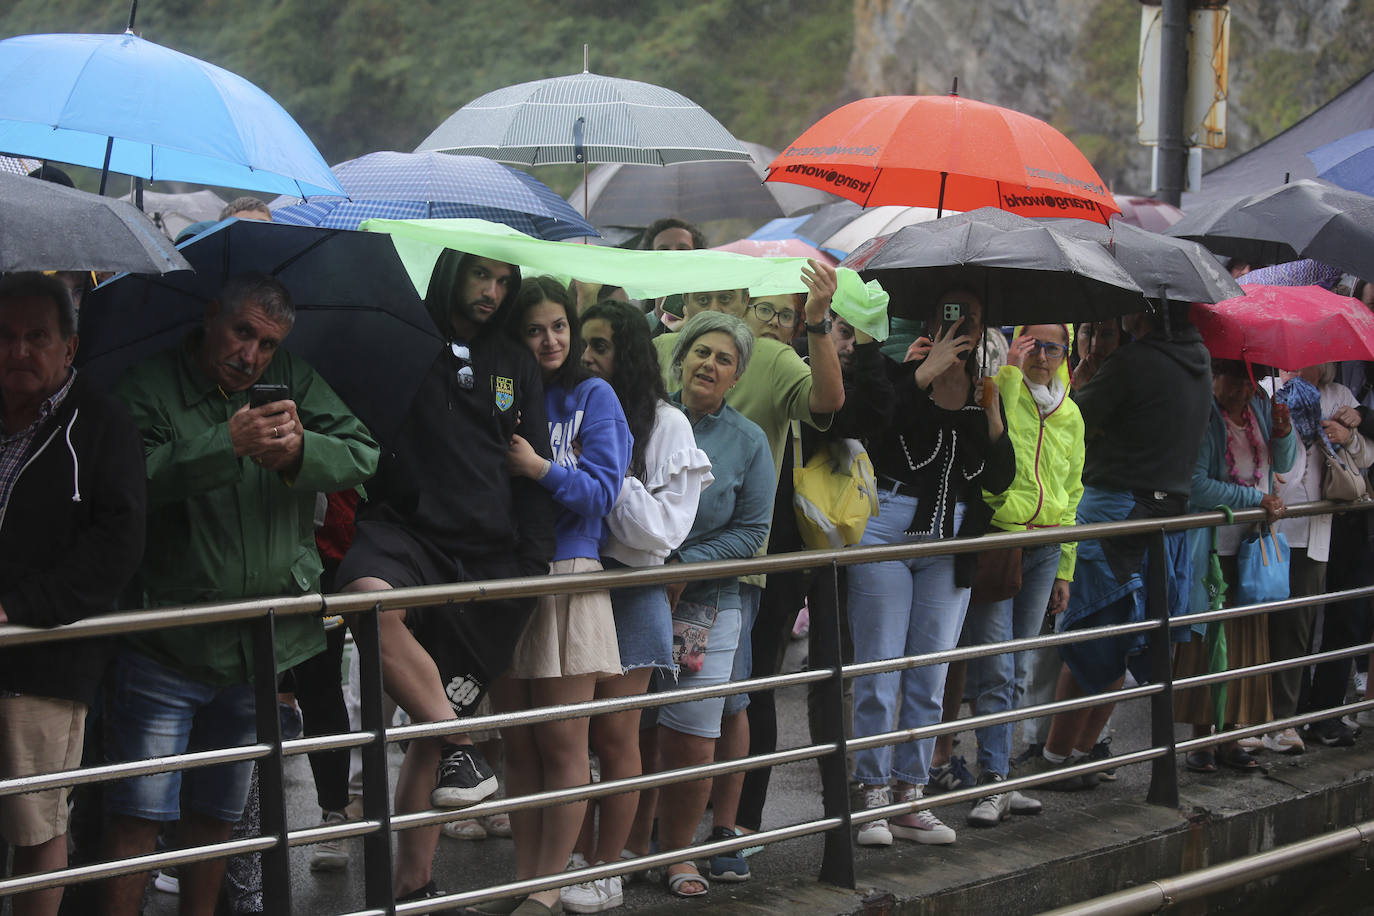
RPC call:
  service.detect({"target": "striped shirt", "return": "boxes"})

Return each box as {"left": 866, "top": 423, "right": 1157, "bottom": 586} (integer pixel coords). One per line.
{"left": 0, "top": 369, "right": 76, "bottom": 512}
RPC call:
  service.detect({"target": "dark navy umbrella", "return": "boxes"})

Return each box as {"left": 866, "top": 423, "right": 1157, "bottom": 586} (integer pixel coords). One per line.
{"left": 272, "top": 151, "right": 598, "bottom": 241}
{"left": 78, "top": 220, "right": 441, "bottom": 448}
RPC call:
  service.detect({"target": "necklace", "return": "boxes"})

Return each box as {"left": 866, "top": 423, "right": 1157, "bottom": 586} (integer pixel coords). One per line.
{"left": 1222, "top": 405, "right": 1265, "bottom": 487}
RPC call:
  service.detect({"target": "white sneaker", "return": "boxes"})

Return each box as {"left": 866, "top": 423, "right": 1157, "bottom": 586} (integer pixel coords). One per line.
{"left": 1355, "top": 709, "right": 1374, "bottom": 730}
{"left": 309, "top": 809, "right": 352, "bottom": 871}
{"left": 890, "top": 785, "right": 956, "bottom": 845}
{"left": 440, "top": 817, "right": 488, "bottom": 840}
{"left": 153, "top": 867, "right": 179, "bottom": 894}
{"left": 1354, "top": 670, "right": 1368, "bottom": 696}
{"left": 561, "top": 874, "right": 622, "bottom": 913}
{"left": 1261, "top": 728, "right": 1305, "bottom": 755}
{"left": 855, "top": 785, "right": 893, "bottom": 847}
{"left": 966, "top": 774, "right": 1011, "bottom": 828}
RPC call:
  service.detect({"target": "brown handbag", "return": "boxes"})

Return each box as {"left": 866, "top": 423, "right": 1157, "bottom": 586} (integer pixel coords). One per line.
{"left": 969, "top": 546, "right": 1023, "bottom": 604}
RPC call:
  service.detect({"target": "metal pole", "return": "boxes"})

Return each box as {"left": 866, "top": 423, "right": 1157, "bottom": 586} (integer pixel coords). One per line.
{"left": 1145, "top": 528, "right": 1179, "bottom": 807}
{"left": 352, "top": 605, "right": 396, "bottom": 912}
{"left": 814, "top": 561, "right": 855, "bottom": 887}
{"left": 1156, "top": 0, "right": 1190, "bottom": 207}
{"left": 251, "top": 612, "right": 292, "bottom": 915}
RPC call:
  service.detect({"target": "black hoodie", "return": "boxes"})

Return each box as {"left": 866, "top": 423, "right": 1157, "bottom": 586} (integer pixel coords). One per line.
{"left": 359, "top": 251, "right": 555, "bottom": 574}
{"left": 0, "top": 373, "right": 147, "bottom": 705}
{"left": 1074, "top": 323, "right": 1213, "bottom": 497}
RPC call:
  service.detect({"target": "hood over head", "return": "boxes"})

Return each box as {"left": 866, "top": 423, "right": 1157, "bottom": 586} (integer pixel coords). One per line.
{"left": 424, "top": 249, "right": 522, "bottom": 340}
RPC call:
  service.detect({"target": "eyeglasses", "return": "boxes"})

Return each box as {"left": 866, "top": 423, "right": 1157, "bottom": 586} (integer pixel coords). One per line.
{"left": 749, "top": 302, "right": 797, "bottom": 326}
{"left": 451, "top": 342, "right": 474, "bottom": 390}
{"left": 1028, "top": 339, "right": 1069, "bottom": 359}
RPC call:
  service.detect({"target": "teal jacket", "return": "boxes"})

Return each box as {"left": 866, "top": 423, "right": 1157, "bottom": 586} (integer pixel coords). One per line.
{"left": 117, "top": 335, "right": 379, "bottom": 686}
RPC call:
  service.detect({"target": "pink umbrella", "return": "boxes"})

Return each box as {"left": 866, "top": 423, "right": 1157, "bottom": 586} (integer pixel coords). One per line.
{"left": 1190, "top": 284, "right": 1374, "bottom": 370}
{"left": 1112, "top": 195, "right": 1184, "bottom": 233}
{"left": 714, "top": 237, "right": 836, "bottom": 264}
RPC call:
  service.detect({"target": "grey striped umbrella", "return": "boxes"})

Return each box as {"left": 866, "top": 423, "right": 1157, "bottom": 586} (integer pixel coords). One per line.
{"left": 416, "top": 71, "right": 749, "bottom": 167}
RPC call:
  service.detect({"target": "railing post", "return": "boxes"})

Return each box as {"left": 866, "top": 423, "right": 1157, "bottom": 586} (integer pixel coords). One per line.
{"left": 1145, "top": 528, "right": 1180, "bottom": 807}
{"left": 352, "top": 604, "right": 396, "bottom": 912}
{"left": 814, "top": 561, "right": 855, "bottom": 887}
{"left": 251, "top": 610, "right": 292, "bottom": 916}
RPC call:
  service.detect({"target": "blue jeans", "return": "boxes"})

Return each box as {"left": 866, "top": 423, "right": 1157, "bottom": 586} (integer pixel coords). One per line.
{"left": 962, "top": 542, "right": 1062, "bottom": 776}
{"left": 847, "top": 490, "right": 970, "bottom": 787}
{"left": 104, "top": 651, "right": 258, "bottom": 823}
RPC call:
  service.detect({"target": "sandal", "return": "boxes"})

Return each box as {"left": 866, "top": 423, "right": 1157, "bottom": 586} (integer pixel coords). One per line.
{"left": 1217, "top": 745, "right": 1261, "bottom": 771}
{"left": 1184, "top": 750, "right": 1217, "bottom": 773}
{"left": 664, "top": 864, "right": 709, "bottom": 898}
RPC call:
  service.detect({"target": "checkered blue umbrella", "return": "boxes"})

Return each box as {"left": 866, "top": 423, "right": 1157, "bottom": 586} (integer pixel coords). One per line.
{"left": 415, "top": 71, "right": 749, "bottom": 167}
{"left": 271, "top": 151, "right": 597, "bottom": 240}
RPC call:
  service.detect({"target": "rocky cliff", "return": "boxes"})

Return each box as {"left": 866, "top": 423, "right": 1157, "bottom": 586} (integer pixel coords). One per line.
{"left": 846, "top": 0, "right": 1374, "bottom": 195}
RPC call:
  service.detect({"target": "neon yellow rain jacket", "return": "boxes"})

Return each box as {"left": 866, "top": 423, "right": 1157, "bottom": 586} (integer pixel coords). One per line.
{"left": 981, "top": 330, "right": 1086, "bottom": 581}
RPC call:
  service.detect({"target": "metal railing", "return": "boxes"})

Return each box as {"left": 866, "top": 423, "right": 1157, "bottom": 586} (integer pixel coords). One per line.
{"left": 0, "top": 499, "right": 1371, "bottom": 914}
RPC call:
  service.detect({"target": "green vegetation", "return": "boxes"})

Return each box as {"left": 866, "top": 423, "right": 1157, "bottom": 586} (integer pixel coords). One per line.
{"left": 2, "top": 0, "right": 852, "bottom": 194}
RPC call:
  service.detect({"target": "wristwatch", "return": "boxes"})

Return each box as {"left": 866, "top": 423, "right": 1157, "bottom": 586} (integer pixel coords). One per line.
{"left": 805, "top": 317, "right": 832, "bottom": 335}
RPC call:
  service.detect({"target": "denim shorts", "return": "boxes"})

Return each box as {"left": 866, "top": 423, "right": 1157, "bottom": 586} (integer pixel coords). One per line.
{"left": 658, "top": 606, "right": 742, "bottom": 739}
{"left": 104, "top": 652, "right": 258, "bottom": 823}
{"left": 603, "top": 558, "right": 676, "bottom": 675}
{"left": 723, "top": 583, "right": 764, "bottom": 717}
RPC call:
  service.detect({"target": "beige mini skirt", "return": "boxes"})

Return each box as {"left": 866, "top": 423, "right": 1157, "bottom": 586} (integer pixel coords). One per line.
{"left": 507, "top": 558, "right": 621, "bottom": 679}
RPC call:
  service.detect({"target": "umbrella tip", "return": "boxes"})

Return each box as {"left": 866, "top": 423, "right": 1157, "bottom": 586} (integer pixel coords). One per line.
{"left": 126, "top": 0, "right": 138, "bottom": 32}
{"left": 949, "top": 76, "right": 959, "bottom": 96}
{"left": 583, "top": 43, "right": 589, "bottom": 73}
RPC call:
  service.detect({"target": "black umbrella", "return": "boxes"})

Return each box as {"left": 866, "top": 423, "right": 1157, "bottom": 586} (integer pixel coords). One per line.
{"left": 78, "top": 220, "right": 441, "bottom": 448}
{"left": 1047, "top": 217, "right": 1243, "bottom": 305}
{"left": 1165, "top": 178, "right": 1374, "bottom": 280}
{"left": 841, "top": 207, "right": 1144, "bottom": 326}
{"left": 0, "top": 171, "right": 190, "bottom": 274}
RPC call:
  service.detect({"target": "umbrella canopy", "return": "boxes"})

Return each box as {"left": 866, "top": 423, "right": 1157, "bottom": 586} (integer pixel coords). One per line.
{"left": 0, "top": 172, "right": 190, "bottom": 274}
{"left": 567, "top": 142, "right": 837, "bottom": 226}
{"left": 1166, "top": 179, "right": 1374, "bottom": 281}
{"left": 1190, "top": 284, "right": 1374, "bottom": 369}
{"left": 1305, "top": 127, "right": 1374, "bottom": 196}
{"left": 271, "top": 151, "right": 596, "bottom": 240}
{"left": 78, "top": 220, "right": 440, "bottom": 448}
{"left": 1111, "top": 195, "right": 1185, "bottom": 233}
{"left": 714, "top": 238, "right": 836, "bottom": 264}
{"left": 116, "top": 188, "right": 227, "bottom": 241}
{"left": 818, "top": 205, "right": 946, "bottom": 256}
{"left": 840, "top": 207, "right": 1143, "bottom": 325}
{"left": 0, "top": 31, "right": 344, "bottom": 198}
{"left": 416, "top": 70, "right": 749, "bottom": 167}
{"left": 764, "top": 93, "right": 1119, "bottom": 222}
{"left": 1046, "top": 218, "right": 1242, "bottom": 304}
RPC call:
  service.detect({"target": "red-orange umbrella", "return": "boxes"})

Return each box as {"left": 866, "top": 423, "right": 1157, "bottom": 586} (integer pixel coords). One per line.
{"left": 764, "top": 92, "right": 1118, "bottom": 223}
{"left": 1190, "top": 285, "right": 1374, "bottom": 370}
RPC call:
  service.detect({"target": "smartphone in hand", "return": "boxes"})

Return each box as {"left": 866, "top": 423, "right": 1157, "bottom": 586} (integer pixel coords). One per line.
{"left": 249, "top": 383, "right": 290, "bottom": 409}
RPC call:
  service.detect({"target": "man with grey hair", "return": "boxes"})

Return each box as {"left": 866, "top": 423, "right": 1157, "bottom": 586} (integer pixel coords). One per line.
{"left": 102, "top": 272, "right": 378, "bottom": 916}
{"left": 220, "top": 196, "right": 273, "bottom": 222}
{"left": 0, "top": 273, "right": 146, "bottom": 916}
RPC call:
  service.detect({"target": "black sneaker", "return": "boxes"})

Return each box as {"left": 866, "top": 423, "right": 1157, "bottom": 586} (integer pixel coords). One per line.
{"left": 431, "top": 744, "right": 499, "bottom": 808}
{"left": 1304, "top": 719, "right": 1357, "bottom": 747}
{"left": 1011, "top": 743, "right": 1044, "bottom": 768}
{"left": 1089, "top": 738, "right": 1118, "bottom": 781}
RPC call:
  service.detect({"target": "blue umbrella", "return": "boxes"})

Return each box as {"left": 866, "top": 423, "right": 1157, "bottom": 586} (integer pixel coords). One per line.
{"left": 1306, "top": 128, "right": 1374, "bottom": 196}
{"left": 272, "top": 151, "right": 597, "bottom": 240}
{"left": 78, "top": 220, "right": 439, "bottom": 448}
{"left": 0, "top": 30, "right": 344, "bottom": 198}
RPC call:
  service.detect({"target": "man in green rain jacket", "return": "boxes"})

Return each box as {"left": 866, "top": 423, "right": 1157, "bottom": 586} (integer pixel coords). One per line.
{"left": 101, "top": 273, "right": 379, "bottom": 916}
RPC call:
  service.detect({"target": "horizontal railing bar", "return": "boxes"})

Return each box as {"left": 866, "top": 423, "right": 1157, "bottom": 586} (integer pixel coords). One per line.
{"left": 280, "top": 730, "right": 378, "bottom": 757}
{"left": 2, "top": 500, "right": 1364, "bottom": 649}
{"left": 1171, "top": 642, "right": 1374, "bottom": 692}
{"left": 0, "top": 743, "right": 272, "bottom": 799}
{"left": 0, "top": 835, "right": 277, "bottom": 897}
{"left": 1039, "top": 819, "right": 1374, "bottom": 916}
{"left": 1165, "top": 585, "right": 1374, "bottom": 629}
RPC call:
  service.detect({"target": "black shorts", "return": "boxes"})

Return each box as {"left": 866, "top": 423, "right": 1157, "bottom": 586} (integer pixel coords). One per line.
{"left": 336, "top": 519, "right": 534, "bottom": 717}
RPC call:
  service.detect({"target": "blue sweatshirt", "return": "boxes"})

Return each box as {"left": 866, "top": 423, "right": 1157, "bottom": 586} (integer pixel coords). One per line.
{"left": 669, "top": 393, "right": 774, "bottom": 612}
{"left": 539, "top": 376, "right": 633, "bottom": 562}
